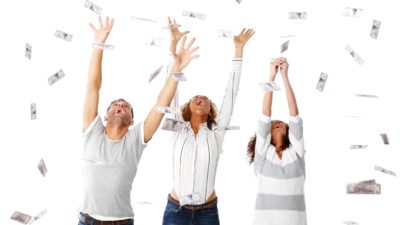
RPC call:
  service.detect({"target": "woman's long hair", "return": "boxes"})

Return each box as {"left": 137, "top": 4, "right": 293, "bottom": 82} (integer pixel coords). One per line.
{"left": 247, "top": 124, "right": 291, "bottom": 164}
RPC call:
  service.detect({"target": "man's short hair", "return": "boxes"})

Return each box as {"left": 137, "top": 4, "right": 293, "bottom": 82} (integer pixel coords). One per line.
{"left": 106, "top": 98, "right": 134, "bottom": 118}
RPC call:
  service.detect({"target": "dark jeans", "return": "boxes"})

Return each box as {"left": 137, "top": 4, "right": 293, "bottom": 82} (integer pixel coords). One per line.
{"left": 78, "top": 212, "right": 134, "bottom": 225}
{"left": 162, "top": 196, "right": 220, "bottom": 225}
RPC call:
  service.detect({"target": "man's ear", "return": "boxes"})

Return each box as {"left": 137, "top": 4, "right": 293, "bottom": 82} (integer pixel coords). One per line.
{"left": 129, "top": 119, "right": 134, "bottom": 126}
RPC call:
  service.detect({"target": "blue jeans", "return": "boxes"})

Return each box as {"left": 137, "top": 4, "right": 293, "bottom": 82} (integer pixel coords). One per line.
{"left": 78, "top": 212, "right": 134, "bottom": 225}
{"left": 162, "top": 196, "right": 220, "bottom": 225}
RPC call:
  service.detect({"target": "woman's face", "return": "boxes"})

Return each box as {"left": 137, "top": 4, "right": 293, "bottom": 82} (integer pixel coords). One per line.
{"left": 189, "top": 95, "right": 211, "bottom": 116}
{"left": 270, "top": 120, "right": 288, "bottom": 138}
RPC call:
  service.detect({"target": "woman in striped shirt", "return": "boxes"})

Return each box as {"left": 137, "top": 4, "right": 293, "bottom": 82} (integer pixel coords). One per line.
{"left": 161, "top": 19, "right": 255, "bottom": 225}
{"left": 247, "top": 57, "right": 307, "bottom": 225}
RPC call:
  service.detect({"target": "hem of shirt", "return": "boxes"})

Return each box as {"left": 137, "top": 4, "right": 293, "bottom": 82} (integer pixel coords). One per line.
{"left": 289, "top": 115, "right": 301, "bottom": 123}
{"left": 260, "top": 114, "right": 271, "bottom": 123}
{"left": 88, "top": 213, "right": 134, "bottom": 221}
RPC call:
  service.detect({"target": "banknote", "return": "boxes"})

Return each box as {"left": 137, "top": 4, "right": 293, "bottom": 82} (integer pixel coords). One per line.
{"left": 217, "top": 125, "right": 240, "bottom": 130}
{"left": 48, "top": 69, "right": 65, "bottom": 85}
{"left": 347, "top": 179, "right": 381, "bottom": 194}
{"left": 217, "top": 29, "right": 234, "bottom": 38}
{"left": 131, "top": 16, "right": 157, "bottom": 23}
{"left": 162, "top": 118, "right": 185, "bottom": 131}
{"left": 182, "top": 10, "right": 206, "bottom": 20}
{"left": 380, "top": 133, "right": 389, "bottom": 144}
{"left": 25, "top": 43, "right": 32, "bottom": 60}
{"left": 31, "top": 209, "right": 47, "bottom": 223}
{"left": 375, "top": 165, "right": 396, "bottom": 176}
{"left": 370, "top": 19, "right": 381, "bottom": 40}
{"left": 355, "top": 94, "right": 378, "bottom": 98}
{"left": 343, "top": 221, "right": 359, "bottom": 225}
{"left": 38, "top": 158, "right": 47, "bottom": 177}
{"left": 84, "top": 0, "right": 102, "bottom": 15}
{"left": 259, "top": 81, "right": 281, "bottom": 92}
{"left": 343, "top": 7, "right": 363, "bottom": 18}
{"left": 31, "top": 103, "right": 36, "bottom": 120}
{"left": 145, "top": 36, "right": 164, "bottom": 47}
{"left": 54, "top": 30, "right": 73, "bottom": 41}
{"left": 236, "top": 0, "right": 242, "bottom": 4}
{"left": 156, "top": 106, "right": 181, "bottom": 115}
{"left": 345, "top": 45, "right": 364, "bottom": 65}
{"left": 163, "top": 23, "right": 182, "bottom": 29}
{"left": 288, "top": 12, "right": 307, "bottom": 19}
{"left": 316, "top": 72, "right": 328, "bottom": 92}
{"left": 280, "top": 40, "right": 289, "bottom": 53}
{"left": 10, "top": 211, "right": 32, "bottom": 224}
{"left": 148, "top": 65, "right": 163, "bottom": 83}
{"left": 171, "top": 72, "right": 187, "bottom": 81}
{"left": 92, "top": 42, "right": 115, "bottom": 50}
{"left": 349, "top": 145, "right": 367, "bottom": 149}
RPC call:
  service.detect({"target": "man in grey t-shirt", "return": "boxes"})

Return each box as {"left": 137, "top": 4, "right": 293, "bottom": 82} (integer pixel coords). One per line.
{"left": 78, "top": 16, "right": 199, "bottom": 225}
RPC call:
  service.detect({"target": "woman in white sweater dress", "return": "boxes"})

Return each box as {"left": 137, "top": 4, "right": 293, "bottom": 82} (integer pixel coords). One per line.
{"left": 247, "top": 57, "right": 307, "bottom": 225}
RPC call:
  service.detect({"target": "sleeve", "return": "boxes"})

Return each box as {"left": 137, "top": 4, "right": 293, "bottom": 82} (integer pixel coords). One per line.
{"left": 288, "top": 115, "right": 305, "bottom": 157}
{"left": 254, "top": 115, "right": 272, "bottom": 169}
{"left": 83, "top": 115, "right": 104, "bottom": 148}
{"left": 215, "top": 58, "right": 243, "bottom": 151}
{"left": 130, "top": 122, "right": 147, "bottom": 160}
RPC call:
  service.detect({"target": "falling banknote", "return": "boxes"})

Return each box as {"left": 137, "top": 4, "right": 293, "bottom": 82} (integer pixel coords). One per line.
{"left": 280, "top": 40, "right": 289, "bottom": 53}
{"left": 145, "top": 36, "right": 164, "bottom": 47}
{"left": 25, "top": 43, "right": 32, "bottom": 60}
{"left": 288, "top": 12, "right": 307, "bottom": 19}
{"left": 217, "top": 29, "right": 234, "bottom": 38}
{"left": 316, "top": 72, "right": 328, "bottom": 92}
{"left": 349, "top": 145, "right": 367, "bottom": 149}
{"left": 92, "top": 42, "right": 115, "bottom": 50}
{"left": 84, "top": 0, "right": 102, "bottom": 15}
{"left": 54, "top": 30, "right": 73, "bottom": 41}
{"left": 148, "top": 65, "right": 163, "bottom": 83}
{"left": 355, "top": 94, "right": 378, "bottom": 98}
{"left": 48, "top": 69, "right": 65, "bottom": 85}
{"left": 370, "top": 19, "right": 381, "bottom": 40}
{"left": 156, "top": 106, "right": 181, "bottom": 115}
{"left": 38, "top": 158, "right": 47, "bottom": 177}
{"left": 131, "top": 16, "right": 158, "bottom": 24}
{"left": 217, "top": 126, "right": 240, "bottom": 130}
{"left": 375, "top": 165, "right": 396, "bottom": 176}
{"left": 162, "top": 118, "right": 185, "bottom": 131}
{"left": 380, "top": 133, "right": 389, "bottom": 144}
{"left": 31, "top": 103, "right": 36, "bottom": 120}
{"left": 182, "top": 10, "right": 206, "bottom": 20}
{"left": 343, "top": 7, "right": 363, "bottom": 18}
{"left": 347, "top": 179, "right": 381, "bottom": 194}
{"left": 259, "top": 81, "right": 281, "bottom": 92}
{"left": 171, "top": 72, "right": 187, "bottom": 81}
{"left": 345, "top": 45, "right": 364, "bottom": 65}
{"left": 10, "top": 211, "right": 32, "bottom": 224}
{"left": 343, "top": 221, "right": 359, "bottom": 225}
{"left": 30, "top": 209, "right": 47, "bottom": 224}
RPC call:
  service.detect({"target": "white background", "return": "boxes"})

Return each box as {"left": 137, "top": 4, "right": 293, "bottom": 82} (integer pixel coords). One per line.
{"left": 1, "top": 0, "right": 399, "bottom": 224}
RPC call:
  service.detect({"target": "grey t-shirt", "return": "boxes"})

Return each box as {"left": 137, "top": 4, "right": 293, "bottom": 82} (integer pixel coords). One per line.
{"left": 80, "top": 116, "right": 146, "bottom": 218}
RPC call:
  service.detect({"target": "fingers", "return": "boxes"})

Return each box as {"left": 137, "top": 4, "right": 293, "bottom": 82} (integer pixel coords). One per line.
{"left": 98, "top": 16, "right": 103, "bottom": 28}
{"left": 185, "top": 37, "right": 196, "bottom": 51}
{"left": 109, "top": 18, "right": 114, "bottom": 30}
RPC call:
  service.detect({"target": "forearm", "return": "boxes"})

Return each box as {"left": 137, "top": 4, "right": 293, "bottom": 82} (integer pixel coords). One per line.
{"left": 87, "top": 48, "right": 103, "bottom": 89}
{"left": 282, "top": 76, "right": 299, "bottom": 116}
{"left": 234, "top": 45, "right": 244, "bottom": 58}
{"left": 156, "top": 65, "right": 181, "bottom": 106}
{"left": 262, "top": 91, "right": 273, "bottom": 117}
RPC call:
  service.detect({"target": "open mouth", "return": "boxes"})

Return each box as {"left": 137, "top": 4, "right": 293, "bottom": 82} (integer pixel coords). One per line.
{"left": 116, "top": 109, "right": 123, "bottom": 114}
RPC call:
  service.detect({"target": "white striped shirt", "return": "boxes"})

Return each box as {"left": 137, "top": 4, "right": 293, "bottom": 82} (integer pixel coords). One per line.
{"left": 167, "top": 59, "right": 243, "bottom": 205}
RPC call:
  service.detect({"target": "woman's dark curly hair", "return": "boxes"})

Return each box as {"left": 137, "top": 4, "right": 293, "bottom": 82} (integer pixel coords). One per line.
{"left": 181, "top": 98, "right": 218, "bottom": 130}
{"left": 247, "top": 124, "right": 291, "bottom": 164}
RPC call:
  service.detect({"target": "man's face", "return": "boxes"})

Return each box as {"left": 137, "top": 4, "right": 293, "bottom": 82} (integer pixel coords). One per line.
{"left": 106, "top": 101, "right": 133, "bottom": 126}
{"left": 189, "top": 95, "right": 211, "bottom": 117}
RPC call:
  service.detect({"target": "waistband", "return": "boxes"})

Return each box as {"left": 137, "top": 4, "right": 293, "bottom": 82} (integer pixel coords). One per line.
{"left": 168, "top": 194, "right": 218, "bottom": 211}
{"left": 79, "top": 213, "right": 132, "bottom": 225}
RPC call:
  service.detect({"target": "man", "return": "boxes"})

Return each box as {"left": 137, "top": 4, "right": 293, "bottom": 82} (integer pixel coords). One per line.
{"left": 78, "top": 16, "right": 199, "bottom": 225}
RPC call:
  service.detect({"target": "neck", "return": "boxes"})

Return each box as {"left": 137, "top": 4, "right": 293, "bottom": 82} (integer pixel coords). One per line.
{"left": 273, "top": 138, "right": 284, "bottom": 151}
{"left": 105, "top": 123, "right": 129, "bottom": 140}
{"left": 190, "top": 114, "right": 207, "bottom": 135}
